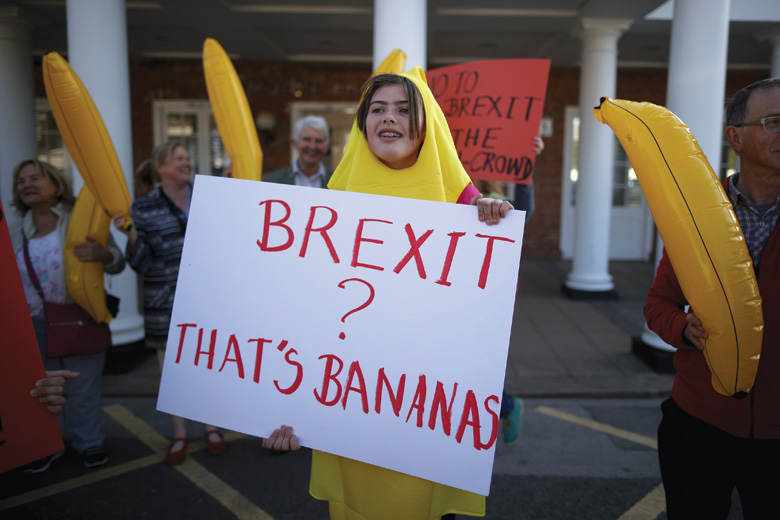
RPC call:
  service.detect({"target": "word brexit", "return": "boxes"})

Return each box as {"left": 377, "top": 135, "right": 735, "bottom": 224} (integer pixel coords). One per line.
{"left": 255, "top": 199, "right": 516, "bottom": 290}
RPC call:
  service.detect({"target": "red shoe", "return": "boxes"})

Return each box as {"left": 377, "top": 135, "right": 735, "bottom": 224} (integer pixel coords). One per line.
{"left": 206, "top": 430, "right": 227, "bottom": 456}
{"left": 166, "top": 437, "right": 187, "bottom": 466}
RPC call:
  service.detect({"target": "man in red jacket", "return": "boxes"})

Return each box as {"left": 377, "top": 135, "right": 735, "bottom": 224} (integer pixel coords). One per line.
{"left": 645, "top": 77, "right": 780, "bottom": 519}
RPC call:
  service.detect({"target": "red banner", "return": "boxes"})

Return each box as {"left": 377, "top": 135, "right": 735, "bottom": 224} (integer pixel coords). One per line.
{"left": 0, "top": 200, "right": 63, "bottom": 474}
{"left": 427, "top": 59, "right": 550, "bottom": 185}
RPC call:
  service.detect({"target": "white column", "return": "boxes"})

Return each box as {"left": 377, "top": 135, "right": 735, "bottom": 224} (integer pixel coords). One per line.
{"left": 641, "top": 0, "right": 731, "bottom": 355}
{"left": 0, "top": 12, "right": 37, "bottom": 233}
{"left": 666, "top": 0, "right": 730, "bottom": 169}
{"left": 769, "top": 32, "right": 780, "bottom": 77}
{"left": 66, "top": 0, "right": 143, "bottom": 345}
{"left": 564, "top": 19, "right": 632, "bottom": 297}
{"left": 373, "top": 0, "right": 426, "bottom": 70}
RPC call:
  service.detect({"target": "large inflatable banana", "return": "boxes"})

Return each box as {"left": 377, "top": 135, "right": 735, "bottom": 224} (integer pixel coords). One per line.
{"left": 375, "top": 49, "right": 407, "bottom": 75}
{"left": 42, "top": 52, "right": 132, "bottom": 230}
{"left": 594, "top": 97, "right": 763, "bottom": 397}
{"left": 64, "top": 186, "right": 113, "bottom": 323}
{"left": 203, "top": 38, "right": 263, "bottom": 181}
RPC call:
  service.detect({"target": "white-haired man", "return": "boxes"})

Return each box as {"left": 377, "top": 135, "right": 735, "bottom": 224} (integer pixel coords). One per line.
{"left": 264, "top": 115, "right": 332, "bottom": 188}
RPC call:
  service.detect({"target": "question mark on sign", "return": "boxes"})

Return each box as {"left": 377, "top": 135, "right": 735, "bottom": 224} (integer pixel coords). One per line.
{"left": 337, "top": 278, "right": 375, "bottom": 340}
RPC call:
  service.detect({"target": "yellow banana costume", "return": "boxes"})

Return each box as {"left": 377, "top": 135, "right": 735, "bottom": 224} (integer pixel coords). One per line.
{"left": 64, "top": 186, "right": 113, "bottom": 323}
{"left": 203, "top": 38, "right": 263, "bottom": 181}
{"left": 594, "top": 97, "right": 763, "bottom": 397}
{"left": 43, "top": 51, "right": 131, "bottom": 322}
{"left": 42, "top": 52, "right": 132, "bottom": 229}
{"left": 315, "top": 67, "right": 482, "bottom": 520}
{"left": 328, "top": 67, "right": 471, "bottom": 204}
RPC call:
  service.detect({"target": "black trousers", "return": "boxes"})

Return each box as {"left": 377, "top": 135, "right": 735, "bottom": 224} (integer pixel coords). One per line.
{"left": 658, "top": 398, "right": 780, "bottom": 519}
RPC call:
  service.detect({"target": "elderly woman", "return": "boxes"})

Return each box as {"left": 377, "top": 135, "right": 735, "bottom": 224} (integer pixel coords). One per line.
{"left": 264, "top": 68, "right": 513, "bottom": 520}
{"left": 11, "top": 159, "right": 125, "bottom": 472}
{"left": 113, "top": 141, "right": 226, "bottom": 465}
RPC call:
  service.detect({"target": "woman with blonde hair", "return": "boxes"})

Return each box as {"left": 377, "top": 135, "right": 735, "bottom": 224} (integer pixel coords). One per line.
{"left": 113, "top": 141, "right": 227, "bottom": 465}
{"left": 11, "top": 159, "right": 125, "bottom": 472}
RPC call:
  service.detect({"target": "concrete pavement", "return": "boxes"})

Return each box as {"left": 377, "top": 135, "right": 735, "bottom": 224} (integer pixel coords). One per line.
{"left": 102, "top": 258, "right": 675, "bottom": 399}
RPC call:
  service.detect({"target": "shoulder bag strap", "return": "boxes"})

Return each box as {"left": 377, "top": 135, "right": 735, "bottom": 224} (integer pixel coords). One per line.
{"left": 22, "top": 234, "right": 45, "bottom": 299}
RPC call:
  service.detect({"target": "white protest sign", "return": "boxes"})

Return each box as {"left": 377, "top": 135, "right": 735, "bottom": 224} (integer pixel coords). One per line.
{"left": 157, "top": 175, "right": 524, "bottom": 495}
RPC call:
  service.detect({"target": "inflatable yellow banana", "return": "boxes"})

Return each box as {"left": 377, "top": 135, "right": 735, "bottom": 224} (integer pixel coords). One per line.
{"left": 203, "top": 38, "right": 263, "bottom": 181}
{"left": 375, "top": 49, "right": 407, "bottom": 75}
{"left": 594, "top": 97, "right": 763, "bottom": 397}
{"left": 42, "top": 52, "right": 132, "bottom": 230}
{"left": 65, "top": 186, "right": 112, "bottom": 323}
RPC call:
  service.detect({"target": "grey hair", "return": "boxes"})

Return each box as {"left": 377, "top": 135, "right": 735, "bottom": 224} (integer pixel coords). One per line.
{"left": 726, "top": 77, "right": 780, "bottom": 127}
{"left": 293, "top": 115, "right": 330, "bottom": 145}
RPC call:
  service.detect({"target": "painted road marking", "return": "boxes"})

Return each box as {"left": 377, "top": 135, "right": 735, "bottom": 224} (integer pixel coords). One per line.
{"left": 0, "top": 452, "right": 161, "bottom": 511}
{"left": 103, "top": 404, "right": 270, "bottom": 520}
{"left": 0, "top": 404, "right": 262, "bottom": 519}
{"left": 536, "top": 405, "right": 664, "bottom": 520}
{"left": 617, "top": 483, "right": 666, "bottom": 520}
{"left": 535, "top": 405, "right": 658, "bottom": 449}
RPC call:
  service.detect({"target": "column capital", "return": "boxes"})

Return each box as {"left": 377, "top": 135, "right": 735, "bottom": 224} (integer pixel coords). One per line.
{"left": 580, "top": 17, "right": 634, "bottom": 37}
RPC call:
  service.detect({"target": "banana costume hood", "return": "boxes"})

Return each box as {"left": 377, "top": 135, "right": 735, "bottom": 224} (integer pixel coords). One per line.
{"left": 327, "top": 66, "right": 472, "bottom": 204}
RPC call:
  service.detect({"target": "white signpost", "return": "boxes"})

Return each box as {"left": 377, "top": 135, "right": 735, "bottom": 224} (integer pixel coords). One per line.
{"left": 157, "top": 175, "right": 524, "bottom": 495}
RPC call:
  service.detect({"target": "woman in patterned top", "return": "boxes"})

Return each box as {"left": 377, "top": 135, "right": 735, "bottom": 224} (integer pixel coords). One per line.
{"left": 113, "top": 141, "right": 227, "bottom": 465}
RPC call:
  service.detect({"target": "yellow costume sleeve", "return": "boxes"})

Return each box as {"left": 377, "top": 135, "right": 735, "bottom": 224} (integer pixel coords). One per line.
{"left": 313, "top": 64, "right": 484, "bottom": 519}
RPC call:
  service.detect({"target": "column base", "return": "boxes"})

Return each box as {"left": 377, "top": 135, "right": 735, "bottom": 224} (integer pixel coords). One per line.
{"left": 632, "top": 335, "right": 676, "bottom": 374}
{"left": 561, "top": 282, "right": 619, "bottom": 300}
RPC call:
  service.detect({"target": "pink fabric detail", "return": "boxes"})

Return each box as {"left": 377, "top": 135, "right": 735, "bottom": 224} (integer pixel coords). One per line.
{"left": 457, "top": 183, "right": 480, "bottom": 205}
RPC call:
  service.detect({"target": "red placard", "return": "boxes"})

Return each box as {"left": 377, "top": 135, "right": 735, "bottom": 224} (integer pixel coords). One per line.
{"left": 427, "top": 59, "right": 550, "bottom": 184}
{"left": 0, "top": 200, "right": 63, "bottom": 474}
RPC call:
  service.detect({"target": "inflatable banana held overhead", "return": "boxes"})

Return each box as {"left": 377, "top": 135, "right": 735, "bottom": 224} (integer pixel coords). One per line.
{"left": 374, "top": 49, "right": 407, "bottom": 75}
{"left": 65, "top": 186, "right": 113, "bottom": 324}
{"left": 594, "top": 97, "right": 763, "bottom": 398}
{"left": 203, "top": 38, "right": 263, "bottom": 181}
{"left": 42, "top": 52, "right": 132, "bottom": 230}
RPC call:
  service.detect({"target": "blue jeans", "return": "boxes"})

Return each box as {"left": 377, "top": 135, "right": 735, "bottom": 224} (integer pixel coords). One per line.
{"left": 33, "top": 318, "right": 106, "bottom": 453}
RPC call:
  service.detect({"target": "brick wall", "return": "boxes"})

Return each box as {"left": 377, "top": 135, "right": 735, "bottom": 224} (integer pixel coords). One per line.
{"left": 33, "top": 61, "right": 769, "bottom": 258}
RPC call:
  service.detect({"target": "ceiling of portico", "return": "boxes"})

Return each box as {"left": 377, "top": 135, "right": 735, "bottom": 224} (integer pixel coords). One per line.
{"left": 4, "top": 0, "right": 780, "bottom": 69}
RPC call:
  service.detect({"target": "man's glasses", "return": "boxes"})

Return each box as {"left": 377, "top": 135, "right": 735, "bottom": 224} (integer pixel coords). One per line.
{"left": 737, "top": 116, "right": 780, "bottom": 133}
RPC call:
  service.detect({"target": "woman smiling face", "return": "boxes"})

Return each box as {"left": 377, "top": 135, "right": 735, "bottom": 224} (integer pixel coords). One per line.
{"left": 365, "top": 84, "right": 423, "bottom": 170}
{"left": 156, "top": 145, "right": 193, "bottom": 186}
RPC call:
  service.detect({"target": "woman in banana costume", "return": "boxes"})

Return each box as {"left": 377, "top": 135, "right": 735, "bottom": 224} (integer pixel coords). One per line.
{"left": 10, "top": 159, "right": 125, "bottom": 472}
{"left": 264, "top": 67, "right": 512, "bottom": 520}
